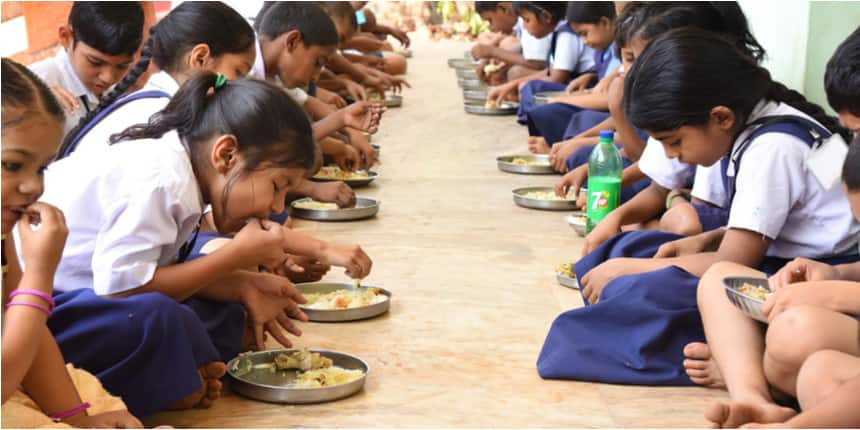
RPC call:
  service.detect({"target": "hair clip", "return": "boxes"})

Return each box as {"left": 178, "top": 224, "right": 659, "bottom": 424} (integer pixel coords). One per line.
{"left": 214, "top": 73, "right": 228, "bottom": 90}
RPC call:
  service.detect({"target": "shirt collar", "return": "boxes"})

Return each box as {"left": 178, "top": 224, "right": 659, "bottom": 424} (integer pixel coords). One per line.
{"left": 56, "top": 48, "right": 99, "bottom": 104}
{"left": 144, "top": 71, "right": 180, "bottom": 95}
{"left": 250, "top": 37, "right": 266, "bottom": 80}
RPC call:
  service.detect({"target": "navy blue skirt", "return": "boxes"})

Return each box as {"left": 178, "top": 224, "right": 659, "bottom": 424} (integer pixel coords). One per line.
{"left": 49, "top": 289, "right": 244, "bottom": 416}
{"left": 540, "top": 229, "right": 860, "bottom": 386}
{"left": 517, "top": 80, "right": 567, "bottom": 124}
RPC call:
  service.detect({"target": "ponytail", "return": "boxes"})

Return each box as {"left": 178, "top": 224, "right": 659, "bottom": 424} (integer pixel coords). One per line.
{"left": 57, "top": 28, "right": 154, "bottom": 156}
{"left": 111, "top": 72, "right": 317, "bottom": 174}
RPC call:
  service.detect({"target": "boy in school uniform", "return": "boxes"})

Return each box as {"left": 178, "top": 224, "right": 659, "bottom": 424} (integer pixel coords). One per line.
{"left": 29, "top": 2, "right": 144, "bottom": 137}
{"left": 825, "top": 26, "right": 860, "bottom": 137}
{"left": 472, "top": 1, "right": 551, "bottom": 84}
{"left": 252, "top": 2, "right": 379, "bottom": 170}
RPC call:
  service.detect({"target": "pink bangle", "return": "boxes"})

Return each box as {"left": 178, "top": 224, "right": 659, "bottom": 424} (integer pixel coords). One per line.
{"left": 9, "top": 289, "right": 55, "bottom": 309}
{"left": 5, "top": 301, "right": 52, "bottom": 317}
{"left": 49, "top": 402, "right": 90, "bottom": 422}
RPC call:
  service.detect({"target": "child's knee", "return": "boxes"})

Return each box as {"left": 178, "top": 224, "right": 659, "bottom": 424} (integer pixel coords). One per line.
{"left": 697, "top": 261, "right": 740, "bottom": 305}
{"left": 766, "top": 305, "right": 830, "bottom": 368}
{"left": 659, "top": 204, "right": 703, "bottom": 236}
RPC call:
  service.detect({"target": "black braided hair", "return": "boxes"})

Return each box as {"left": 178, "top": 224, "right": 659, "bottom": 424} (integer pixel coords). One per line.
{"left": 2, "top": 58, "right": 65, "bottom": 127}
{"left": 110, "top": 74, "right": 317, "bottom": 216}
{"left": 624, "top": 28, "right": 849, "bottom": 141}
{"left": 58, "top": 1, "right": 255, "bottom": 158}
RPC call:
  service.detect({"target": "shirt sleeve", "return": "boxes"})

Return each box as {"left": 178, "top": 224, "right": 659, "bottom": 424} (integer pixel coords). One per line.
{"left": 285, "top": 87, "right": 309, "bottom": 106}
{"left": 637, "top": 138, "right": 694, "bottom": 190}
{"left": 726, "top": 134, "right": 808, "bottom": 238}
{"left": 91, "top": 187, "right": 187, "bottom": 296}
{"left": 521, "top": 31, "right": 551, "bottom": 61}
{"left": 550, "top": 32, "right": 581, "bottom": 72}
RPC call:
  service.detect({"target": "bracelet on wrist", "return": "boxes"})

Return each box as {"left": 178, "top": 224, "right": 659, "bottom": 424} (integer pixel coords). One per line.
{"left": 50, "top": 402, "right": 90, "bottom": 423}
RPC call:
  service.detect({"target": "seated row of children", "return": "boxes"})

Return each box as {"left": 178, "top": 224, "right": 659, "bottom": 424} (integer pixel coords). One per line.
{"left": 2, "top": 1, "right": 413, "bottom": 426}
{"left": 530, "top": 1, "right": 860, "bottom": 427}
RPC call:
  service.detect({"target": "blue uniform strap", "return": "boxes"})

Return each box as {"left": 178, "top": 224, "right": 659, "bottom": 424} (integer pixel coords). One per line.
{"left": 546, "top": 21, "right": 576, "bottom": 74}
{"left": 59, "top": 90, "right": 171, "bottom": 160}
{"left": 723, "top": 115, "right": 833, "bottom": 206}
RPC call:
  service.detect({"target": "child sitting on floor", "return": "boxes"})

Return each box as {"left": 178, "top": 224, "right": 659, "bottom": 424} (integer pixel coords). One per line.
{"left": 29, "top": 2, "right": 144, "bottom": 137}
{"left": 685, "top": 27, "right": 860, "bottom": 429}
{"left": 486, "top": 1, "right": 595, "bottom": 123}
{"left": 1, "top": 58, "right": 142, "bottom": 429}
{"left": 471, "top": 1, "right": 550, "bottom": 85}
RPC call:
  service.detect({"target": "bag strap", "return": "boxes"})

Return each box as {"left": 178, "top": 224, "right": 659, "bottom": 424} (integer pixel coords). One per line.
{"left": 59, "top": 90, "right": 171, "bottom": 160}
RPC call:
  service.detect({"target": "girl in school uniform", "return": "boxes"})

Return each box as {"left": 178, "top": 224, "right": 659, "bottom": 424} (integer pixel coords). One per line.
{"left": 526, "top": 1, "right": 620, "bottom": 154}
{"left": 38, "top": 73, "right": 373, "bottom": 416}
{"left": 1, "top": 58, "right": 142, "bottom": 428}
{"left": 556, "top": 2, "right": 768, "bottom": 253}
{"left": 486, "top": 2, "right": 595, "bottom": 122}
{"left": 538, "top": 28, "right": 857, "bottom": 386}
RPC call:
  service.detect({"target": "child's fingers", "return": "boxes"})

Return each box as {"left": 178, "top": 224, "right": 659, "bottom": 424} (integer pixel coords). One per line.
{"left": 254, "top": 324, "right": 266, "bottom": 351}
{"left": 266, "top": 321, "right": 293, "bottom": 348}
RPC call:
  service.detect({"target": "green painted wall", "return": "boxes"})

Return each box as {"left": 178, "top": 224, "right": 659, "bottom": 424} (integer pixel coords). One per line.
{"left": 804, "top": 1, "right": 860, "bottom": 114}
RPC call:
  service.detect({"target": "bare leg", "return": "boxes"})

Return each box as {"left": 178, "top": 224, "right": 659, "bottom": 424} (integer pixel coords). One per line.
{"left": 507, "top": 64, "right": 538, "bottom": 81}
{"left": 763, "top": 306, "right": 860, "bottom": 396}
{"left": 527, "top": 136, "right": 550, "bottom": 154}
{"left": 697, "top": 262, "right": 797, "bottom": 428}
{"left": 381, "top": 52, "right": 407, "bottom": 75}
{"left": 745, "top": 350, "right": 860, "bottom": 428}
{"left": 659, "top": 203, "right": 703, "bottom": 236}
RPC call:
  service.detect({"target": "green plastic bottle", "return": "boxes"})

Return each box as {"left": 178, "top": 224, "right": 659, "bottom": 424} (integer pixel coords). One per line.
{"left": 586, "top": 130, "right": 623, "bottom": 233}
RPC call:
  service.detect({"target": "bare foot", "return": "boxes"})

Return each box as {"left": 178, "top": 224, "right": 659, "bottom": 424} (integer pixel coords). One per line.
{"left": 527, "top": 136, "right": 550, "bottom": 154}
{"left": 705, "top": 401, "right": 797, "bottom": 428}
{"left": 167, "top": 362, "right": 226, "bottom": 410}
{"left": 683, "top": 342, "right": 725, "bottom": 388}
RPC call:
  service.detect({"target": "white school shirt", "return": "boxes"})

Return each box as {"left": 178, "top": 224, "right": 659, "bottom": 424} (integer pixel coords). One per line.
{"left": 726, "top": 100, "right": 860, "bottom": 258}
{"left": 249, "top": 37, "right": 308, "bottom": 106}
{"left": 70, "top": 70, "right": 178, "bottom": 155}
{"left": 515, "top": 17, "right": 552, "bottom": 62}
{"left": 41, "top": 132, "right": 204, "bottom": 296}
{"left": 549, "top": 21, "right": 595, "bottom": 73}
{"left": 690, "top": 162, "right": 727, "bottom": 208}
{"left": 29, "top": 48, "right": 100, "bottom": 137}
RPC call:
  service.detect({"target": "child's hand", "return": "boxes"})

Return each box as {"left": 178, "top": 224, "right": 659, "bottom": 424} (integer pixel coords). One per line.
{"left": 343, "top": 79, "right": 367, "bottom": 101}
{"left": 49, "top": 85, "right": 80, "bottom": 113}
{"left": 471, "top": 43, "right": 494, "bottom": 59}
{"left": 318, "top": 243, "right": 372, "bottom": 279}
{"left": 565, "top": 73, "right": 595, "bottom": 94}
{"left": 392, "top": 29, "right": 411, "bottom": 48}
{"left": 487, "top": 82, "right": 515, "bottom": 106}
{"left": 66, "top": 409, "right": 143, "bottom": 428}
{"left": 347, "top": 130, "right": 376, "bottom": 169}
{"left": 769, "top": 258, "right": 840, "bottom": 291}
{"left": 281, "top": 255, "right": 331, "bottom": 283}
{"left": 762, "top": 283, "right": 829, "bottom": 322}
{"left": 380, "top": 75, "right": 411, "bottom": 94}
{"left": 18, "top": 202, "right": 68, "bottom": 280}
{"left": 555, "top": 163, "right": 588, "bottom": 198}
{"left": 229, "top": 219, "right": 288, "bottom": 269}
{"left": 343, "top": 101, "right": 384, "bottom": 134}
{"left": 239, "top": 273, "right": 308, "bottom": 350}
{"left": 653, "top": 230, "right": 723, "bottom": 258}
{"left": 582, "top": 217, "right": 622, "bottom": 256}
{"left": 475, "top": 59, "right": 488, "bottom": 82}
{"left": 318, "top": 89, "right": 347, "bottom": 109}
{"left": 549, "top": 138, "right": 588, "bottom": 173}
{"left": 361, "top": 75, "right": 388, "bottom": 96}
{"left": 312, "top": 181, "right": 356, "bottom": 208}
{"left": 332, "top": 142, "right": 361, "bottom": 172}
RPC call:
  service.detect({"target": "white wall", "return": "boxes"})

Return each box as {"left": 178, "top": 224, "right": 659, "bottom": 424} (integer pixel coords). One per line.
{"left": 739, "top": 0, "right": 811, "bottom": 91}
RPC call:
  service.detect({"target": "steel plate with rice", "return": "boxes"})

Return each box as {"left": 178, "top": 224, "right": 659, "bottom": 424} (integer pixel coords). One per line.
{"left": 555, "top": 263, "right": 579, "bottom": 289}
{"left": 311, "top": 166, "right": 378, "bottom": 188}
{"left": 496, "top": 154, "right": 554, "bottom": 174}
{"left": 564, "top": 212, "right": 587, "bottom": 236}
{"left": 297, "top": 282, "right": 392, "bottom": 322}
{"left": 227, "top": 349, "right": 369, "bottom": 404}
{"left": 723, "top": 276, "right": 772, "bottom": 323}
{"left": 465, "top": 100, "right": 518, "bottom": 115}
{"left": 512, "top": 186, "right": 578, "bottom": 210}
{"left": 290, "top": 197, "right": 380, "bottom": 222}
{"left": 534, "top": 91, "right": 566, "bottom": 106}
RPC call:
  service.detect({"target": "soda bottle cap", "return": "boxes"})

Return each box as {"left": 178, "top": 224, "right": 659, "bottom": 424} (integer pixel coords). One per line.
{"left": 599, "top": 130, "right": 614, "bottom": 140}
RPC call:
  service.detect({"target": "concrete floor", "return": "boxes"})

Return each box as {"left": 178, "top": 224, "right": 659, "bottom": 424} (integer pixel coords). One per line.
{"left": 143, "top": 32, "right": 728, "bottom": 428}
